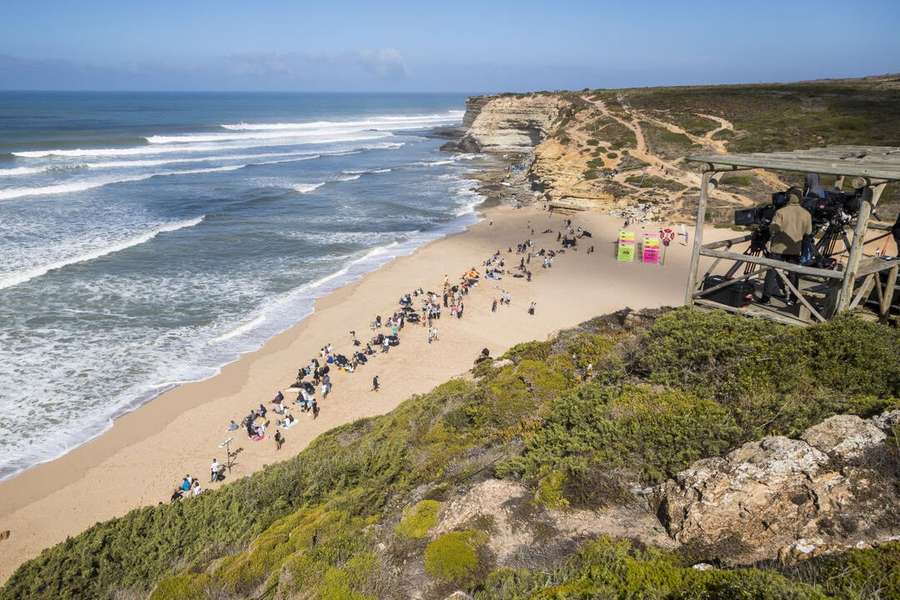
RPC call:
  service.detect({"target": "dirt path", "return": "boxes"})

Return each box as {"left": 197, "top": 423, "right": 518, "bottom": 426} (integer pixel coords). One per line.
{"left": 583, "top": 95, "right": 756, "bottom": 213}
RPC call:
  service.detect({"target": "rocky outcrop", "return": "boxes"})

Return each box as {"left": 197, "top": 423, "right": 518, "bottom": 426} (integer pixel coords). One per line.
{"left": 656, "top": 412, "right": 900, "bottom": 565}
{"left": 458, "top": 94, "right": 564, "bottom": 153}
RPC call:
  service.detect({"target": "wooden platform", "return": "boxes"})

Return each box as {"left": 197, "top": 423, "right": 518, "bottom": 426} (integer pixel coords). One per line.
{"left": 683, "top": 146, "right": 900, "bottom": 324}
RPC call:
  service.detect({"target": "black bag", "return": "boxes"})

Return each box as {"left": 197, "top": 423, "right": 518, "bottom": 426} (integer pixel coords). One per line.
{"left": 701, "top": 275, "right": 753, "bottom": 308}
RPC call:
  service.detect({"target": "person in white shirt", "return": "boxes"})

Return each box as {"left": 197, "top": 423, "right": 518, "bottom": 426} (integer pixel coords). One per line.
{"left": 210, "top": 458, "right": 219, "bottom": 483}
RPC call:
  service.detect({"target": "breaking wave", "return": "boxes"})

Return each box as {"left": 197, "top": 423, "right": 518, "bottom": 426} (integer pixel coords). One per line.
{"left": 0, "top": 216, "right": 206, "bottom": 291}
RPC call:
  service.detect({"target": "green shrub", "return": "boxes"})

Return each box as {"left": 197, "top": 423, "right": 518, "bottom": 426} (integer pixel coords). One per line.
{"left": 534, "top": 470, "right": 569, "bottom": 509}
{"left": 476, "top": 537, "right": 826, "bottom": 599}
{"left": 499, "top": 383, "right": 741, "bottom": 489}
{"left": 424, "top": 530, "right": 486, "bottom": 584}
{"left": 636, "top": 308, "right": 900, "bottom": 438}
{"left": 148, "top": 573, "right": 211, "bottom": 600}
{"left": 719, "top": 173, "right": 753, "bottom": 187}
{"left": 783, "top": 541, "right": 900, "bottom": 599}
{"left": 503, "top": 340, "right": 553, "bottom": 363}
{"left": 396, "top": 500, "right": 441, "bottom": 539}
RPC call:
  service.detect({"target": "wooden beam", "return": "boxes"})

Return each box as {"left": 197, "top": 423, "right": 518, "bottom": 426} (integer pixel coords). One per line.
{"left": 775, "top": 269, "right": 826, "bottom": 322}
{"left": 685, "top": 170, "right": 711, "bottom": 305}
{"left": 837, "top": 183, "right": 886, "bottom": 311}
{"left": 882, "top": 265, "right": 898, "bottom": 317}
{"left": 699, "top": 247, "right": 844, "bottom": 279}
{"left": 694, "top": 298, "right": 808, "bottom": 326}
{"left": 701, "top": 234, "right": 753, "bottom": 250}
{"left": 848, "top": 274, "right": 875, "bottom": 310}
{"left": 856, "top": 258, "right": 900, "bottom": 277}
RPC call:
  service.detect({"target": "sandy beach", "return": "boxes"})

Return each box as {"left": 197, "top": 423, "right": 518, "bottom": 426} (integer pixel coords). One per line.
{"left": 0, "top": 201, "right": 725, "bottom": 582}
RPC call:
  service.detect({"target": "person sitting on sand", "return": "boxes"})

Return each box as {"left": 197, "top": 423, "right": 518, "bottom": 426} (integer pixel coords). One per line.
{"left": 181, "top": 476, "right": 192, "bottom": 492}
{"left": 191, "top": 480, "right": 203, "bottom": 497}
{"left": 227, "top": 419, "right": 239, "bottom": 431}
{"left": 170, "top": 488, "right": 183, "bottom": 503}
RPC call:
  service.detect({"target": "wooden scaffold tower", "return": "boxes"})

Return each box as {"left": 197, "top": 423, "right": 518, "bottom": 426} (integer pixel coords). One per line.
{"left": 684, "top": 146, "right": 899, "bottom": 326}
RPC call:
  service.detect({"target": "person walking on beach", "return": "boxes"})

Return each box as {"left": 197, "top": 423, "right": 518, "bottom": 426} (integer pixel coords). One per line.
{"left": 372, "top": 375, "right": 380, "bottom": 392}
{"left": 528, "top": 301, "right": 536, "bottom": 316}
{"left": 491, "top": 298, "right": 498, "bottom": 313}
{"left": 274, "top": 429, "right": 284, "bottom": 450}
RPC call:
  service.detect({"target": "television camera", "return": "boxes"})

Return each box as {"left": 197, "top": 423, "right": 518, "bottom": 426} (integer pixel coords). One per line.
{"left": 733, "top": 179, "right": 865, "bottom": 265}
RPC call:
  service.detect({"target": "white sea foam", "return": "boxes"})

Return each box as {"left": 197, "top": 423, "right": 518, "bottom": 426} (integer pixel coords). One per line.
{"left": 335, "top": 174, "right": 361, "bottom": 182}
{"left": 221, "top": 111, "right": 464, "bottom": 132}
{"left": 0, "top": 216, "right": 205, "bottom": 290}
{"left": 414, "top": 159, "right": 456, "bottom": 167}
{"left": 293, "top": 182, "right": 325, "bottom": 193}
{"left": 342, "top": 168, "right": 392, "bottom": 175}
{"left": 210, "top": 314, "right": 267, "bottom": 343}
{"left": 0, "top": 158, "right": 332, "bottom": 201}
{"left": 0, "top": 153, "right": 318, "bottom": 177}
{"left": 10, "top": 131, "right": 391, "bottom": 159}
{"left": 0, "top": 165, "right": 48, "bottom": 177}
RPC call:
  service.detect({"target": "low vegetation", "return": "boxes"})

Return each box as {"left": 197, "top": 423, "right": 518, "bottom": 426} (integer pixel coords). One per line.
{"left": 2, "top": 308, "right": 898, "bottom": 599}
{"left": 625, "top": 173, "right": 687, "bottom": 192}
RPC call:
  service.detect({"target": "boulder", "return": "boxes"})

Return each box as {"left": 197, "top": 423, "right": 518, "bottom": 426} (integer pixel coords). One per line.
{"left": 872, "top": 409, "right": 900, "bottom": 433}
{"left": 801, "top": 414, "right": 886, "bottom": 460}
{"left": 655, "top": 411, "right": 900, "bottom": 565}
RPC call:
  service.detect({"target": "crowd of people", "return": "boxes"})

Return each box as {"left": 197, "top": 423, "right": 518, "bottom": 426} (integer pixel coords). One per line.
{"left": 170, "top": 214, "right": 592, "bottom": 502}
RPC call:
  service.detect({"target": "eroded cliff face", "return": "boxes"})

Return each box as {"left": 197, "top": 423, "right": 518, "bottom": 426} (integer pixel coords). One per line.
{"left": 460, "top": 94, "right": 565, "bottom": 152}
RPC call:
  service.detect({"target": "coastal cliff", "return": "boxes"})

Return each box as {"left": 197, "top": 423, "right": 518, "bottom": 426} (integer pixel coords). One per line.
{"left": 456, "top": 76, "right": 900, "bottom": 219}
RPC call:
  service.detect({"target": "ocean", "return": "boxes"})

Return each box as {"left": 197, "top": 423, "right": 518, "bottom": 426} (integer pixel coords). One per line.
{"left": 0, "top": 91, "right": 483, "bottom": 480}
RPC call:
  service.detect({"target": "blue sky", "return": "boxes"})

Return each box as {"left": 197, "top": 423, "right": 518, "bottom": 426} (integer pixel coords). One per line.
{"left": 1, "top": 0, "right": 899, "bottom": 92}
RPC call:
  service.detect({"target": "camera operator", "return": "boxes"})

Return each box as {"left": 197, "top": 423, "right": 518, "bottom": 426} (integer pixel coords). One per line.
{"left": 761, "top": 187, "right": 812, "bottom": 305}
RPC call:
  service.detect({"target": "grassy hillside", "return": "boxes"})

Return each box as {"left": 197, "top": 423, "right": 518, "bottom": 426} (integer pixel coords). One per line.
{"left": 3, "top": 308, "right": 898, "bottom": 600}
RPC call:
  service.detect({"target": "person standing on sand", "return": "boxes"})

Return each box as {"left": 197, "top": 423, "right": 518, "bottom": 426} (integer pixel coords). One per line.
{"left": 528, "top": 301, "right": 536, "bottom": 315}
{"left": 491, "top": 298, "right": 498, "bottom": 313}
{"left": 458, "top": 302, "right": 464, "bottom": 319}
{"left": 274, "top": 430, "right": 284, "bottom": 450}
{"left": 210, "top": 458, "right": 219, "bottom": 483}
{"left": 372, "top": 375, "right": 380, "bottom": 392}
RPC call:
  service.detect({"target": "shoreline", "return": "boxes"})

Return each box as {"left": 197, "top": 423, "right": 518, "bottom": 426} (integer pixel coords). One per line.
{"left": 0, "top": 205, "right": 484, "bottom": 515}
{"left": 0, "top": 160, "right": 727, "bottom": 582}
{"left": 0, "top": 184, "right": 483, "bottom": 486}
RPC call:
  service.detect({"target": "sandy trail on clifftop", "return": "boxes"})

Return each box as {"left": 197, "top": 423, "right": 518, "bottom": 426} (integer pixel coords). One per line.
{"left": 583, "top": 94, "right": 762, "bottom": 213}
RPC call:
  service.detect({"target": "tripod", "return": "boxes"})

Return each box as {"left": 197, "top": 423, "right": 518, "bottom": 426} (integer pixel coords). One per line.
{"left": 219, "top": 438, "right": 241, "bottom": 474}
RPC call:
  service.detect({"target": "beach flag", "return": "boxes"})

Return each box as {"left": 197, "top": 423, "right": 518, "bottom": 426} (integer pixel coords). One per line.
{"left": 617, "top": 230, "right": 636, "bottom": 262}
{"left": 642, "top": 233, "right": 661, "bottom": 264}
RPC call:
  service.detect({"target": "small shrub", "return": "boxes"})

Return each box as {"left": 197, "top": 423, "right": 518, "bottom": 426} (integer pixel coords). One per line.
{"left": 395, "top": 500, "right": 441, "bottom": 539}
{"left": 148, "top": 573, "right": 211, "bottom": 600}
{"left": 424, "top": 531, "right": 486, "bottom": 584}
{"left": 534, "top": 470, "right": 569, "bottom": 509}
